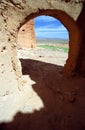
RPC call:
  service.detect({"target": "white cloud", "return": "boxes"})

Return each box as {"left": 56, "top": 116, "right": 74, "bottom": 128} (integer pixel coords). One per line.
{"left": 35, "top": 25, "right": 67, "bottom": 32}
{"left": 34, "top": 16, "right": 68, "bottom": 39}
{"left": 36, "top": 31, "right": 69, "bottom": 39}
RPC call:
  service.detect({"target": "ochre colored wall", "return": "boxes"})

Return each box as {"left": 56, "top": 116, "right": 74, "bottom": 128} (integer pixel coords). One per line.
{"left": 76, "top": 4, "right": 85, "bottom": 76}
{"left": 17, "top": 19, "right": 36, "bottom": 49}
{"left": 0, "top": 0, "right": 84, "bottom": 96}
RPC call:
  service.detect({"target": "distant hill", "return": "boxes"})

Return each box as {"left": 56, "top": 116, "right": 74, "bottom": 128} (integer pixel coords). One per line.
{"left": 36, "top": 38, "right": 69, "bottom": 44}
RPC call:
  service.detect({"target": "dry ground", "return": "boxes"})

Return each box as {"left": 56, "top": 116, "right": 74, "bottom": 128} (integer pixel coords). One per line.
{"left": 0, "top": 46, "right": 85, "bottom": 130}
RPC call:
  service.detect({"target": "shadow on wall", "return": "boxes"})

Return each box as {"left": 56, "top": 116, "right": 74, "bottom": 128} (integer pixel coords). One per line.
{"left": 0, "top": 59, "right": 85, "bottom": 130}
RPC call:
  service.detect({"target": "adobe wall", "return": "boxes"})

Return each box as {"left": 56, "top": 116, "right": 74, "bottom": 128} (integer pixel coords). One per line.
{"left": 0, "top": 0, "right": 83, "bottom": 96}
{"left": 76, "top": 4, "right": 85, "bottom": 76}
{"left": 17, "top": 19, "right": 36, "bottom": 49}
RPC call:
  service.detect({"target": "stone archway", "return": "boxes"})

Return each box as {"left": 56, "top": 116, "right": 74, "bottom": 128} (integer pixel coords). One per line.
{"left": 20, "top": 9, "right": 81, "bottom": 77}
{"left": 0, "top": 1, "right": 82, "bottom": 95}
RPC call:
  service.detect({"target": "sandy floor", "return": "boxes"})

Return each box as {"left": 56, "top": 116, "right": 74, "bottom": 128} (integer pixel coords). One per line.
{"left": 0, "top": 47, "right": 85, "bottom": 130}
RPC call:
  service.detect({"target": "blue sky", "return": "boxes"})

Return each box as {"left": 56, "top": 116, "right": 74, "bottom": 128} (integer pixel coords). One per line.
{"left": 34, "top": 16, "right": 69, "bottom": 39}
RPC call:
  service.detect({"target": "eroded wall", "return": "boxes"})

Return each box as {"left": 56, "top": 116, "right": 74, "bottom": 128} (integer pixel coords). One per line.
{"left": 0, "top": 0, "right": 83, "bottom": 96}
{"left": 76, "top": 4, "right": 85, "bottom": 76}
{"left": 17, "top": 19, "right": 36, "bottom": 49}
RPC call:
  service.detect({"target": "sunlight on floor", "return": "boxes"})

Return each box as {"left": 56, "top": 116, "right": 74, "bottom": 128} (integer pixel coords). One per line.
{"left": 0, "top": 47, "right": 67, "bottom": 122}
{"left": 0, "top": 75, "right": 44, "bottom": 123}
{"left": 21, "top": 75, "right": 45, "bottom": 113}
{"left": 17, "top": 47, "right": 68, "bottom": 66}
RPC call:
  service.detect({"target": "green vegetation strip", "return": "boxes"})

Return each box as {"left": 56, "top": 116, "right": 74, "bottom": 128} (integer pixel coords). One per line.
{"left": 38, "top": 45, "right": 68, "bottom": 53}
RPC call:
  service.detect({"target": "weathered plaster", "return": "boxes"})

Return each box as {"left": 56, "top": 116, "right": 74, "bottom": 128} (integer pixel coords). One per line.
{"left": 17, "top": 19, "right": 36, "bottom": 49}
{"left": 0, "top": 0, "right": 84, "bottom": 95}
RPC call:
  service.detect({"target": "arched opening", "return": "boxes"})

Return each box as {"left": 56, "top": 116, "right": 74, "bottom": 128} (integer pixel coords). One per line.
{"left": 17, "top": 15, "right": 69, "bottom": 73}
{"left": 18, "top": 9, "right": 80, "bottom": 76}
{"left": 17, "top": 14, "right": 70, "bottom": 115}
{"left": 0, "top": 3, "right": 83, "bottom": 128}
{"left": 15, "top": 9, "right": 81, "bottom": 124}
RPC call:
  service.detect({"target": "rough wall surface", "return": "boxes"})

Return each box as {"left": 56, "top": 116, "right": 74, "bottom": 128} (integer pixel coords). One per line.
{"left": 0, "top": 0, "right": 83, "bottom": 95}
{"left": 76, "top": 3, "right": 85, "bottom": 75}
{"left": 17, "top": 19, "right": 36, "bottom": 49}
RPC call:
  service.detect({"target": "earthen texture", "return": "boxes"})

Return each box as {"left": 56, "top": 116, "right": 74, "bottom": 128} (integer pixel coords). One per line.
{"left": 0, "top": 0, "right": 84, "bottom": 115}
{"left": 17, "top": 19, "right": 36, "bottom": 49}
{"left": 76, "top": 4, "right": 85, "bottom": 75}
{"left": 0, "top": 1, "right": 85, "bottom": 129}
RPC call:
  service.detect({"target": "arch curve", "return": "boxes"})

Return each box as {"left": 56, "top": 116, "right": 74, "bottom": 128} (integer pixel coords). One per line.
{"left": 20, "top": 9, "right": 81, "bottom": 77}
